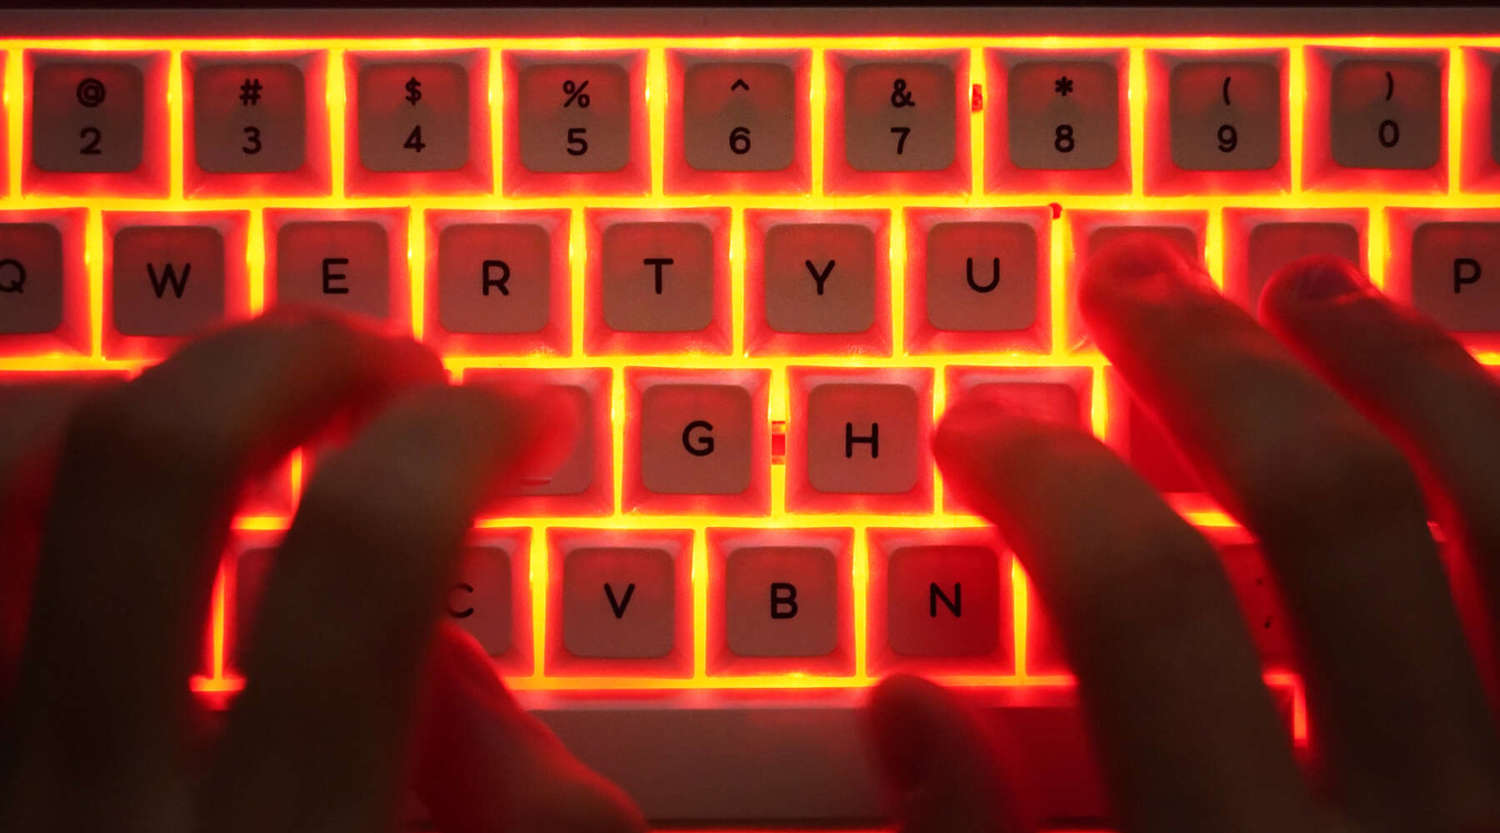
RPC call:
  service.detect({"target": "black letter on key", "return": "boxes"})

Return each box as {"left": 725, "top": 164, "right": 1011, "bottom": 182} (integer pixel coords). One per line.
{"left": 805, "top": 259, "right": 835, "bottom": 296}
{"left": 644, "top": 257, "right": 675, "bottom": 295}
{"left": 845, "top": 422, "right": 879, "bottom": 459}
{"left": 966, "top": 257, "right": 1000, "bottom": 293}
{"left": 322, "top": 257, "right": 350, "bottom": 295}
{"left": 1455, "top": 257, "right": 1482, "bottom": 294}
{"left": 0, "top": 259, "right": 24, "bottom": 293}
{"left": 682, "top": 419, "right": 715, "bottom": 457}
{"left": 930, "top": 582, "right": 961, "bottom": 618}
{"left": 770, "top": 582, "right": 799, "bottom": 619}
{"left": 447, "top": 582, "right": 475, "bottom": 619}
{"left": 482, "top": 259, "right": 511, "bottom": 296}
{"left": 146, "top": 262, "right": 191, "bottom": 299}
{"left": 604, "top": 582, "right": 637, "bottom": 619}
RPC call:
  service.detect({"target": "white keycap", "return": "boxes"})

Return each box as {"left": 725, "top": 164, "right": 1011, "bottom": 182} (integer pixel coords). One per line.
{"left": 1087, "top": 223, "right": 1201, "bottom": 265}
{"left": 463, "top": 368, "right": 606, "bottom": 501}
{"left": 517, "top": 59, "right": 634, "bottom": 173}
{"left": 724, "top": 544, "right": 839, "bottom": 658}
{"left": 1244, "top": 221, "right": 1361, "bottom": 308}
{"left": 1329, "top": 57, "right": 1441, "bottom": 170}
{"left": 946, "top": 366, "right": 1092, "bottom": 431}
{"left": 804, "top": 381, "right": 919, "bottom": 494}
{"left": 33, "top": 59, "right": 147, "bottom": 173}
{"left": 272, "top": 220, "right": 390, "bottom": 322}
{"left": 1008, "top": 57, "right": 1120, "bottom": 170}
{"left": 840, "top": 57, "right": 956, "bottom": 171}
{"left": 682, "top": 59, "right": 796, "bottom": 172}
{"left": 601, "top": 221, "right": 715, "bottom": 332}
{"left": 762, "top": 222, "right": 876, "bottom": 334}
{"left": 193, "top": 60, "right": 306, "bottom": 174}
{"left": 436, "top": 222, "right": 552, "bottom": 334}
{"left": 0, "top": 223, "right": 64, "bottom": 336}
{"left": 356, "top": 58, "right": 470, "bottom": 172}
{"left": 562, "top": 545, "right": 678, "bottom": 659}
{"left": 1408, "top": 222, "right": 1500, "bottom": 332}
{"left": 885, "top": 543, "right": 1002, "bottom": 657}
{"left": 923, "top": 221, "right": 1038, "bottom": 332}
{"left": 1169, "top": 59, "right": 1280, "bottom": 171}
{"left": 448, "top": 546, "right": 513, "bottom": 657}
{"left": 640, "top": 382, "right": 754, "bottom": 496}
{"left": 111, "top": 225, "right": 224, "bottom": 337}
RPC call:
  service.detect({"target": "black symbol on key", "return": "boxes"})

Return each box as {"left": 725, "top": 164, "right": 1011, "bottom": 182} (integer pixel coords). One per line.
{"left": 239, "top": 77, "right": 262, "bottom": 106}
{"left": 1222, "top": 75, "right": 1232, "bottom": 106}
{"left": 405, "top": 76, "right": 422, "bottom": 106}
{"left": 1054, "top": 75, "right": 1074, "bottom": 97}
{"left": 563, "top": 79, "right": 591, "bottom": 108}
{"left": 76, "top": 77, "right": 105, "bottom": 108}
{"left": 890, "top": 78, "right": 915, "bottom": 107}
{"left": 1385, "top": 70, "right": 1395, "bottom": 101}
{"left": 730, "top": 78, "right": 750, "bottom": 92}
{"left": 0, "top": 259, "right": 25, "bottom": 293}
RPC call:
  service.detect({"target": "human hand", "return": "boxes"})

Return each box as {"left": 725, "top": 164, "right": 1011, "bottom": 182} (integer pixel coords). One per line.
{"left": 868, "top": 234, "right": 1500, "bottom": 833}
{"left": 0, "top": 312, "right": 643, "bottom": 833}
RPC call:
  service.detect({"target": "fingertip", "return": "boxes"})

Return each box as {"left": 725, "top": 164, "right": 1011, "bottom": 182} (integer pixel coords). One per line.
{"left": 865, "top": 674, "right": 957, "bottom": 791}
{"left": 1258, "top": 254, "right": 1373, "bottom": 324}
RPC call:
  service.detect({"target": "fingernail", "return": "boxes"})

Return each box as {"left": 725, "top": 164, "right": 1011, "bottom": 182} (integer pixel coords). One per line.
{"left": 1287, "top": 256, "right": 1367, "bottom": 301}
{"left": 1084, "top": 231, "right": 1198, "bottom": 287}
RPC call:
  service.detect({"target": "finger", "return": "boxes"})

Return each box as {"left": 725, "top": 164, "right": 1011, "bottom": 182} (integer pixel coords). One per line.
{"left": 865, "top": 674, "right": 1028, "bottom": 833}
{"left": 412, "top": 624, "right": 644, "bottom": 833}
{"left": 0, "top": 379, "right": 120, "bottom": 702}
{"left": 1261, "top": 256, "right": 1500, "bottom": 695}
{"left": 1, "top": 313, "right": 440, "bottom": 829}
{"left": 936, "top": 400, "right": 1317, "bottom": 833}
{"left": 1079, "top": 235, "right": 1500, "bottom": 827}
{"left": 200, "top": 384, "right": 561, "bottom": 833}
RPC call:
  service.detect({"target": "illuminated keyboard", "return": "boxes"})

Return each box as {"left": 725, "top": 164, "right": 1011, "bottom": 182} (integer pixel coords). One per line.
{"left": 8, "top": 6, "right": 1500, "bottom": 828}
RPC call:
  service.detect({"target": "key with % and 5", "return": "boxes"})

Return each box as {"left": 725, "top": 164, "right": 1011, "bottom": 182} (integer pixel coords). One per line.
{"left": 563, "top": 79, "right": 591, "bottom": 108}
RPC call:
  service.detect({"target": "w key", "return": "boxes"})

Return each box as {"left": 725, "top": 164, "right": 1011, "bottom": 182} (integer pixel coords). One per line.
{"left": 111, "top": 224, "right": 225, "bottom": 337}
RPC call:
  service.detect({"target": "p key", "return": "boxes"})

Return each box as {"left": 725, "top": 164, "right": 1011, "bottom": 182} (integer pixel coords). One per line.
{"left": 1402, "top": 218, "right": 1500, "bottom": 333}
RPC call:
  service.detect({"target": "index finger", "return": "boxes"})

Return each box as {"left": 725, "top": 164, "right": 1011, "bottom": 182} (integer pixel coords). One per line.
{"left": 2, "top": 311, "right": 441, "bottom": 829}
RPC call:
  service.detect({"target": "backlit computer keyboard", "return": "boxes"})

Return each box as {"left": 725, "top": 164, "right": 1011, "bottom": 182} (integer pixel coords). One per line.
{"left": 5, "top": 5, "right": 1500, "bottom": 828}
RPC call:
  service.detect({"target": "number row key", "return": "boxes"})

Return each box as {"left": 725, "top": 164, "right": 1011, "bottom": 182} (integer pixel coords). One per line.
{"left": 18, "top": 47, "right": 1468, "bottom": 194}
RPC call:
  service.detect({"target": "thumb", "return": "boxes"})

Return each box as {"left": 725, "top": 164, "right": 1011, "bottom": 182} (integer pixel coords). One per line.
{"left": 411, "top": 624, "right": 646, "bottom": 833}
{"left": 865, "top": 674, "right": 1033, "bottom": 833}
